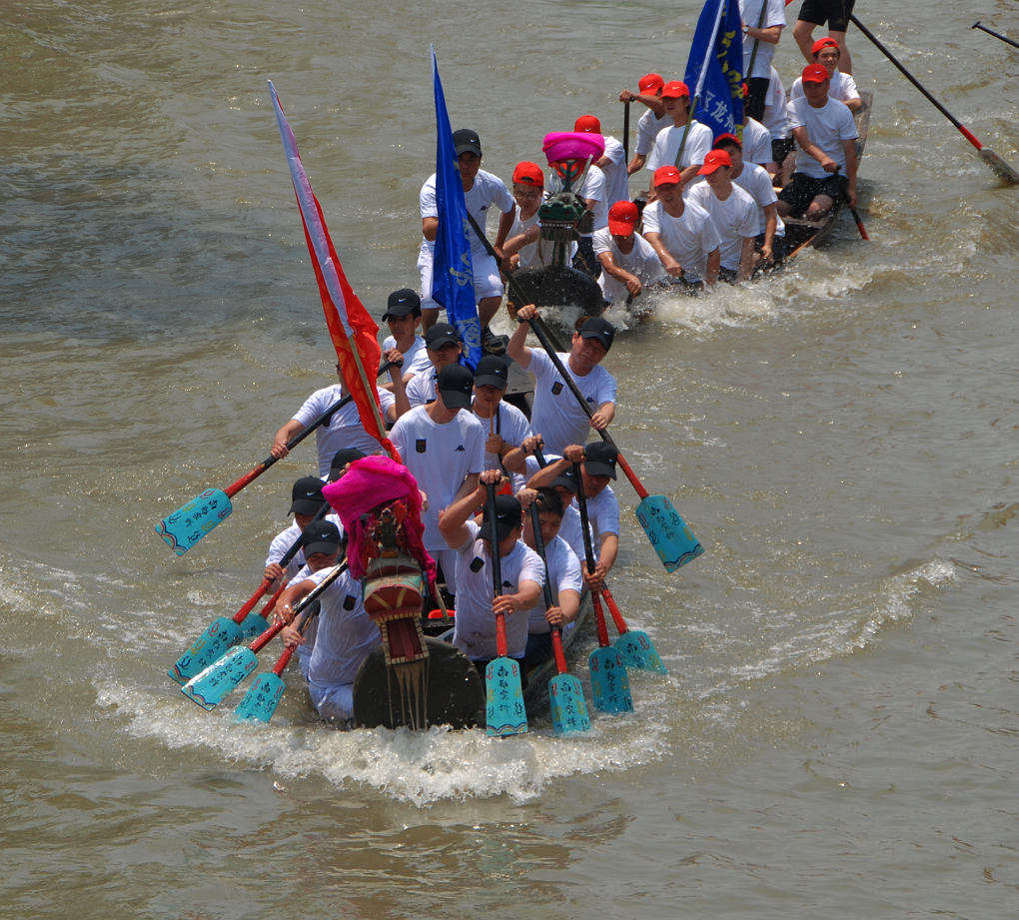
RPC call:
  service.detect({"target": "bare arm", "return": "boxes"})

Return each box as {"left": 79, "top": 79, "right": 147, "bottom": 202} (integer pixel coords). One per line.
{"left": 745, "top": 24, "right": 782, "bottom": 44}
{"left": 494, "top": 206, "right": 516, "bottom": 255}
{"left": 627, "top": 153, "right": 647, "bottom": 175}
{"left": 644, "top": 231, "right": 683, "bottom": 277}
{"left": 705, "top": 249, "right": 721, "bottom": 287}
{"left": 502, "top": 223, "right": 540, "bottom": 259}
{"left": 842, "top": 138, "right": 858, "bottom": 205}
{"left": 272, "top": 419, "right": 305, "bottom": 459}
{"left": 792, "top": 126, "right": 838, "bottom": 173}
{"left": 737, "top": 236, "right": 756, "bottom": 282}
{"left": 762, "top": 203, "right": 778, "bottom": 259}
{"left": 387, "top": 366, "right": 410, "bottom": 421}
{"left": 597, "top": 251, "right": 642, "bottom": 295}
{"left": 438, "top": 470, "right": 496, "bottom": 550}
{"left": 506, "top": 304, "right": 536, "bottom": 368}
{"left": 422, "top": 216, "right": 439, "bottom": 242}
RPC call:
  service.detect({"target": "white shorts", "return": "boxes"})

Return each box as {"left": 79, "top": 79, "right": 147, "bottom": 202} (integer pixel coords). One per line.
{"left": 417, "top": 245, "right": 503, "bottom": 311}
{"left": 309, "top": 678, "right": 355, "bottom": 722}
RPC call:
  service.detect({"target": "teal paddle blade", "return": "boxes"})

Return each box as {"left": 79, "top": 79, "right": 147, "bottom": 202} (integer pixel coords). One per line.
{"left": 168, "top": 616, "right": 244, "bottom": 684}
{"left": 181, "top": 646, "right": 257, "bottom": 711}
{"left": 549, "top": 673, "right": 590, "bottom": 735}
{"left": 155, "top": 488, "right": 232, "bottom": 556}
{"left": 615, "top": 630, "right": 668, "bottom": 674}
{"left": 485, "top": 656, "right": 528, "bottom": 736}
{"left": 239, "top": 611, "right": 269, "bottom": 640}
{"left": 634, "top": 495, "right": 703, "bottom": 572}
{"left": 589, "top": 646, "right": 633, "bottom": 714}
{"left": 234, "top": 672, "right": 285, "bottom": 723}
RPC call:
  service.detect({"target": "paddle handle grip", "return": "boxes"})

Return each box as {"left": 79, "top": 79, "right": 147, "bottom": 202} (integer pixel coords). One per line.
{"left": 485, "top": 482, "right": 509, "bottom": 658}
{"left": 271, "top": 608, "right": 320, "bottom": 676}
{"left": 601, "top": 586, "right": 629, "bottom": 635}
{"left": 230, "top": 578, "right": 272, "bottom": 625}
{"left": 551, "top": 627, "right": 568, "bottom": 676}
{"left": 592, "top": 591, "right": 611, "bottom": 648}
{"left": 257, "top": 581, "right": 287, "bottom": 622}
{"left": 249, "top": 618, "right": 286, "bottom": 654}
{"left": 622, "top": 100, "right": 630, "bottom": 164}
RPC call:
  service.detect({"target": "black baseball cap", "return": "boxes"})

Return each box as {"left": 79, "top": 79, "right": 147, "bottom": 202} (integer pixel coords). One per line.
{"left": 383, "top": 288, "right": 421, "bottom": 320}
{"left": 551, "top": 466, "right": 579, "bottom": 495}
{"left": 473, "top": 355, "right": 509, "bottom": 390}
{"left": 579, "top": 316, "right": 615, "bottom": 352}
{"left": 328, "top": 448, "right": 366, "bottom": 481}
{"left": 301, "top": 520, "right": 342, "bottom": 557}
{"left": 437, "top": 363, "right": 474, "bottom": 410}
{"left": 289, "top": 476, "right": 326, "bottom": 515}
{"left": 453, "top": 128, "right": 482, "bottom": 157}
{"left": 583, "top": 441, "right": 618, "bottom": 479}
{"left": 483, "top": 494, "right": 523, "bottom": 541}
{"left": 425, "top": 322, "right": 461, "bottom": 350}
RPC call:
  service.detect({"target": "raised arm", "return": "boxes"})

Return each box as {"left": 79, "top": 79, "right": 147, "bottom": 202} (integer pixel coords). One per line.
{"left": 506, "top": 304, "right": 537, "bottom": 368}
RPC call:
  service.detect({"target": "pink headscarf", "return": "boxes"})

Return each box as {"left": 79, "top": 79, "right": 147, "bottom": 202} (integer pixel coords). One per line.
{"left": 322, "top": 455, "right": 437, "bottom": 591}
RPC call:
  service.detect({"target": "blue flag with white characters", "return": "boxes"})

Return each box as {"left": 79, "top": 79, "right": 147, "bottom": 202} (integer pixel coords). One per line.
{"left": 684, "top": 0, "right": 744, "bottom": 141}
{"left": 430, "top": 47, "right": 482, "bottom": 369}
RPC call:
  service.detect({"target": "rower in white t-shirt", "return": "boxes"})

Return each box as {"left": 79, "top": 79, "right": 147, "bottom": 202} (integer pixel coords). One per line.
{"left": 592, "top": 200, "right": 666, "bottom": 309}
{"left": 761, "top": 65, "right": 790, "bottom": 172}
{"left": 739, "top": 0, "right": 787, "bottom": 120}
{"left": 403, "top": 322, "right": 464, "bottom": 408}
{"left": 684, "top": 149, "right": 760, "bottom": 283}
{"left": 388, "top": 363, "right": 485, "bottom": 594}
{"left": 741, "top": 111, "right": 776, "bottom": 171}
{"left": 789, "top": 37, "right": 863, "bottom": 113}
{"left": 271, "top": 363, "right": 407, "bottom": 478}
{"left": 438, "top": 471, "right": 544, "bottom": 667}
{"left": 646, "top": 81, "right": 713, "bottom": 187}
{"left": 778, "top": 64, "right": 859, "bottom": 221}
{"left": 470, "top": 355, "right": 531, "bottom": 486}
{"left": 642, "top": 165, "right": 722, "bottom": 288}
{"left": 418, "top": 128, "right": 515, "bottom": 334}
{"left": 618, "top": 72, "right": 669, "bottom": 180}
{"left": 714, "top": 133, "right": 785, "bottom": 265}
{"left": 507, "top": 310, "right": 618, "bottom": 457}
{"left": 575, "top": 114, "right": 629, "bottom": 208}
{"left": 575, "top": 160, "right": 608, "bottom": 277}
{"left": 379, "top": 289, "right": 431, "bottom": 384}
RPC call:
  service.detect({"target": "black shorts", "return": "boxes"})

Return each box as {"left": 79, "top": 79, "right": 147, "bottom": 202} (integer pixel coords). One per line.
{"left": 745, "top": 76, "right": 770, "bottom": 122}
{"left": 777, "top": 172, "right": 844, "bottom": 216}
{"left": 798, "top": 0, "right": 855, "bottom": 32}
{"left": 772, "top": 137, "right": 795, "bottom": 165}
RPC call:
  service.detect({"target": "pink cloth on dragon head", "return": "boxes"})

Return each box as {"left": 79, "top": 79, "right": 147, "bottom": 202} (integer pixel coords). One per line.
{"left": 322, "top": 455, "right": 437, "bottom": 591}
{"left": 541, "top": 131, "right": 606, "bottom": 165}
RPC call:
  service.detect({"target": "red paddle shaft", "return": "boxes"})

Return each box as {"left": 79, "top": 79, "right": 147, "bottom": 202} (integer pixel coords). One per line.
{"left": 249, "top": 561, "right": 349, "bottom": 655}
{"left": 270, "top": 607, "right": 320, "bottom": 676}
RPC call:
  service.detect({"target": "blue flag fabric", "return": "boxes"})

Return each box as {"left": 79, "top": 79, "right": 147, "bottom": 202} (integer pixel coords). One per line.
{"left": 683, "top": 0, "right": 744, "bottom": 141}
{"left": 430, "top": 47, "right": 482, "bottom": 369}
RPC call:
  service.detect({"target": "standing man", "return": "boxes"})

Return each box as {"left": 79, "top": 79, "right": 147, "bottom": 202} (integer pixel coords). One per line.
{"left": 685, "top": 149, "right": 760, "bottom": 283}
{"left": 592, "top": 200, "right": 666, "bottom": 308}
{"left": 778, "top": 64, "right": 859, "bottom": 221}
{"left": 793, "top": 0, "right": 855, "bottom": 74}
{"left": 642, "top": 165, "right": 722, "bottom": 291}
{"left": 418, "top": 128, "right": 516, "bottom": 339}
{"left": 714, "top": 134, "right": 785, "bottom": 266}
{"left": 740, "top": 0, "right": 787, "bottom": 121}
{"left": 619, "top": 73, "right": 670, "bottom": 178}
{"left": 380, "top": 288, "right": 431, "bottom": 384}
{"left": 789, "top": 37, "right": 863, "bottom": 112}
{"left": 575, "top": 114, "right": 629, "bottom": 208}
{"left": 645, "top": 81, "right": 714, "bottom": 187}
{"left": 507, "top": 308, "right": 618, "bottom": 456}
{"left": 389, "top": 363, "right": 485, "bottom": 594}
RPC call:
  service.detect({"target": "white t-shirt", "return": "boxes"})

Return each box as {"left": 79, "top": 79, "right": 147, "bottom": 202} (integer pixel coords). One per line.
{"left": 522, "top": 454, "right": 594, "bottom": 565}
{"left": 526, "top": 349, "right": 618, "bottom": 456}
{"left": 264, "top": 514, "right": 344, "bottom": 577}
{"left": 579, "top": 485, "right": 621, "bottom": 547}
{"left": 592, "top": 228, "right": 666, "bottom": 304}
{"left": 646, "top": 120, "right": 713, "bottom": 174}
{"left": 450, "top": 520, "right": 545, "bottom": 660}
{"left": 418, "top": 169, "right": 515, "bottom": 257}
{"left": 636, "top": 108, "right": 672, "bottom": 157}
{"left": 579, "top": 164, "right": 609, "bottom": 233}
{"left": 739, "top": 0, "right": 787, "bottom": 79}
{"left": 389, "top": 405, "right": 485, "bottom": 550}
{"left": 762, "top": 65, "right": 788, "bottom": 140}
{"left": 293, "top": 384, "right": 397, "bottom": 477}
{"left": 305, "top": 565, "right": 380, "bottom": 687}
{"left": 507, "top": 209, "right": 577, "bottom": 269}
{"left": 524, "top": 535, "right": 583, "bottom": 634}
{"left": 733, "top": 162, "right": 785, "bottom": 238}
{"left": 786, "top": 96, "right": 859, "bottom": 179}
{"left": 742, "top": 117, "right": 774, "bottom": 166}
{"left": 790, "top": 70, "right": 861, "bottom": 107}
{"left": 600, "top": 135, "right": 630, "bottom": 206}
{"left": 642, "top": 199, "right": 722, "bottom": 283}
{"left": 405, "top": 367, "right": 438, "bottom": 407}
{"left": 473, "top": 399, "right": 531, "bottom": 473}
{"left": 381, "top": 334, "right": 432, "bottom": 378}
{"left": 685, "top": 182, "right": 759, "bottom": 271}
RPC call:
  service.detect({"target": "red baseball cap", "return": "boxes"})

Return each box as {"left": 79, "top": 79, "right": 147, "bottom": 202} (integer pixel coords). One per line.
{"left": 512, "top": 161, "right": 545, "bottom": 187}
{"left": 802, "top": 63, "right": 830, "bottom": 84}
{"left": 713, "top": 132, "right": 742, "bottom": 150}
{"left": 653, "top": 165, "right": 683, "bottom": 187}
{"left": 607, "top": 200, "right": 639, "bottom": 237}
{"left": 638, "top": 73, "right": 664, "bottom": 94}
{"left": 812, "top": 37, "right": 840, "bottom": 55}
{"left": 660, "top": 80, "right": 690, "bottom": 100}
{"left": 698, "top": 149, "right": 733, "bottom": 175}
{"left": 574, "top": 115, "right": 602, "bottom": 134}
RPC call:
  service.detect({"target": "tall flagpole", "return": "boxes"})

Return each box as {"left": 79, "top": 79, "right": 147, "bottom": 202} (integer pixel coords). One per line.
{"left": 675, "top": 0, "right": 729, "bottom": 167}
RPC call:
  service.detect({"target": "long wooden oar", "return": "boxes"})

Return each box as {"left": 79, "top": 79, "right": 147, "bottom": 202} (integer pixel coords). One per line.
{"left": 181, "top": 561, "right": 347, "bottom": 711}
{"left": 850, "top": 14, "right": 1018, "bottom": 185}
{"left": 525, "top": 313, "right": 703, "bottom": 571}
{"left": 972, "top": 21, "right": 1019, "bottom": 51}
{"left": 622, "top": 99, "right": 631, "bottom": 164}
{"left": 527, "top": 503, "right": 589, "bottom": 735}
{"left": 573, "top": 462, "right": 665, "bottom": 674}
{"left": 156, "top": 360, "right": 395, "bottom": 556}
{"left": 167, "top": 502, "right": 330, "bottom": 683}
{"left": 234, "top": 605, "right": 320, "bottom": 723}
{"left": 484, "top": 482, "right": 528, "bottom": 736}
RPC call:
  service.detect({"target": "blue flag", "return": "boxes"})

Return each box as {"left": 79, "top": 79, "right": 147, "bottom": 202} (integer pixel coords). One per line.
{"left": 430, "top": 47, "right": 482, "bottom": 369}
{"left": 683, "top": 0, "right": 744, "bottom": 141}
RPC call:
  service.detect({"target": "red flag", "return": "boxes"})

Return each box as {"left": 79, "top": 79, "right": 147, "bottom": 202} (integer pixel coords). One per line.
{"left": 269, "top": 82, "right": 399, "bottom": 461}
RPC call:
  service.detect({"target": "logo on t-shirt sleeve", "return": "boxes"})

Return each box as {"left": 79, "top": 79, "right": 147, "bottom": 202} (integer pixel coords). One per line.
{"left": 455, "top": 444, "right": 465, "bottom": 452}
{"left": 551, "top": 381, "right": 564, "bottom": 395}
{"left": 469, "top": 556, "right": 484, "bottom": 573}
{"left": 415, "top": 438, "right": 427, "bottom": 453}
{"left": 342, "top": 595, "right": 356, "bottom": 611}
